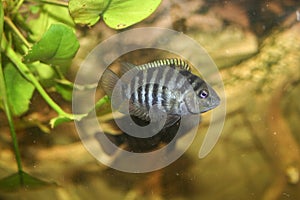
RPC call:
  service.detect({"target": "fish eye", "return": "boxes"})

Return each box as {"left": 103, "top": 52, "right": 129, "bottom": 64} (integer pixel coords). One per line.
{"left": 198, "top": 89, "right": 209, "bottom": 99}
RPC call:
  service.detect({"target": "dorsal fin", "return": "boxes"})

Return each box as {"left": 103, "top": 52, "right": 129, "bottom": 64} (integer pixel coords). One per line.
{"left": 120, "top": 58, "right": 191, "bottom": 75}
{"left": 120, "top": 62, "right": 137, "bottom": 75}
{"left": 138, "top": 58, "right": 191, "bottom": 71}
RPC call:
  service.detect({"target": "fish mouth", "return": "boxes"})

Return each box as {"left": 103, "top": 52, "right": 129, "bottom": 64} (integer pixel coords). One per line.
{"left": 211, "top": 93, "right": 221, "bottom": 107}
{"left": 200, "top": 102, "right": 219, "bottom": 113}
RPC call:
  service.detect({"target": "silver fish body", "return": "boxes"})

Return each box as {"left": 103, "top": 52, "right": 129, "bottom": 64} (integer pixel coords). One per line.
{"left": 100, "top": 58, "right": 220, "bottom": 128}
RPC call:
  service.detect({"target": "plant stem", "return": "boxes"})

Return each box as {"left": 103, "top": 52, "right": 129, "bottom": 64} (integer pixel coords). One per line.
{"left": 1, "top": 35, "right": 72, "bottom": 119}
{"left": 53, "top": 65, "right": 65, "bottom": 79}
{"left": 95, "top": 95, "right": 109, "bottom": 111}
{"left": 4, "top": 16, "right": 30, "bottom": 48}
{"left": 0, "top": 1, "right": 24, "bottom": 184}
{"left": 12, "top": 0, "right": 25, "bottom": 15}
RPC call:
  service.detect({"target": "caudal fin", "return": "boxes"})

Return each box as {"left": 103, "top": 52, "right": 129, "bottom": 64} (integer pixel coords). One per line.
{"left": 100, "top": 69, "right": 119, "bottom": 96}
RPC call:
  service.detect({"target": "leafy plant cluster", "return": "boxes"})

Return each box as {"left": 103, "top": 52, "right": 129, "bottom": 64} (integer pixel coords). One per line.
{"left": 0, "top": 0, "right": 161, "bottom": 191}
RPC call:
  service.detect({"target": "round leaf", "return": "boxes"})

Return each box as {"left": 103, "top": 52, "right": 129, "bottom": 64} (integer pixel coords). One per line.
{"left": 103, "top": 0, "right": 161, "bottom": 29}
{"left": 55, "top": 81, "right": 73, "bottom": 101}
{"left": 28, "top": 5, "right": 75, "bottom": 41}
{"left": 24, "top": 24, "right": 80, "bottom": 67}
{"left": 69, "top": 0, "right": 109, "bottom": 26}
{"left": 50, "top": 116, "right": 72, "bottom": 128}
{"left": 28, "top": 62, "right": 57, "bottom": 87}
{"left": 4, "top": 63, "right": 35, "bottom": 116}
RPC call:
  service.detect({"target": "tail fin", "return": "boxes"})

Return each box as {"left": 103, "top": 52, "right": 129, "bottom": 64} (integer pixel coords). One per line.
{"left": 100, "top": 69, "right": 128, "bottom": 113}
{"left": 100, "top": 69, "right": 119, "bottom": 96}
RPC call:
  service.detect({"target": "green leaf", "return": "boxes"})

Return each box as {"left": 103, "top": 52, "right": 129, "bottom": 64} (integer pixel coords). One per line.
{"left": 4, "top": 63, "right": 35, "bottom": 116}
{"left": 0, "top": 171, "right": 56, "bottom": 192}
{"left": 68, "top": 0, "right": 161, "bottom": 29}
{"left": 28, "top": 62, "right": 57, "bottom": 87}
{"left": 50, "top": 113, "right": 88, "bottom": 128}
{"left": 55, "top": 80, "right": 73, "bottom": 101}
{"left": 103, "top": 0, "right": 161, "bottom": 29}
{"left": 28, "top": 4, "right": 75, "bottom": 41}
{"left": 50, "top": 115, "right": 73, "bottom": 128}
{"left": 69, "top": 0, "right": 109, "bottom": 26}
{"left": 24, "top": 24, "right": 80, "bottom": 67}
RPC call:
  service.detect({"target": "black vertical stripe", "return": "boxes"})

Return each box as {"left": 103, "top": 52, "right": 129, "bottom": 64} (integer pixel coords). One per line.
{"left": 161, "top": 86, "right": 168, "bottom": 107}
{"left": 152, "top": 84, "right": 159, "bottom": 105}
{"left": 193, "top": 79, "right": 205, "bottom": 91}
{"left": 145, "top": 84, "right": 150, "bottom": 110}
{"left": 188, "top": 74, "right": 198, "bottom": 85}
{"left": 130, "top": 71, "right": 143, "bottom": 104}
{"left": 179, "top": 70, "right": 191, "bottom": 77}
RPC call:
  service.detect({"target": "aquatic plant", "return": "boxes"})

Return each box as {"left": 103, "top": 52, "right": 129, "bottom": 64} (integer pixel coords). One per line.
{"left": 0, "top": 0, "right": 161, "bottom": 190}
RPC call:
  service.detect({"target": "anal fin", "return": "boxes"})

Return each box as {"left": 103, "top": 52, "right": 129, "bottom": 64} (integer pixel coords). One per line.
{"left": 164, "top": 115, "right": 181, "bottom": 128}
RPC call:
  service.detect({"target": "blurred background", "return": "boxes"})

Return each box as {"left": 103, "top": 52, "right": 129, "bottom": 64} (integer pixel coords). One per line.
{"left": 0, "top": 0, "right": 300, "bottom": 199}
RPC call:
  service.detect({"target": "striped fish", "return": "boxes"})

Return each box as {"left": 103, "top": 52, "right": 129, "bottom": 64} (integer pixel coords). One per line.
{"left": 100, "top": 58, "right": 220, "bottom": 128}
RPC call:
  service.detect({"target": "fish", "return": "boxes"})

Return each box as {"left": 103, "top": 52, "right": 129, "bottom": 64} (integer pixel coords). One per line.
{"left": 100, "top": 58, "right": 220, "bottom": 128}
